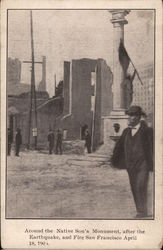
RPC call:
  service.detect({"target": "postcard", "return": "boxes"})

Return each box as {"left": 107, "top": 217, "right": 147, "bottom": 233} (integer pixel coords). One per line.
{"left": 1, "top": 0, "right": 162, "bottom": 249}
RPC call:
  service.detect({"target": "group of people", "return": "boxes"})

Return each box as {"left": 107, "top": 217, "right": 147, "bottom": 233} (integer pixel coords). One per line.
{"left": 7, "top": 127, "right": 63, "bottom": 156}
{"left": 7, "top": 126, "right": 92, "bottom": 156}
{"left": 7, "top": 105, "right": 153, "bottom": 219}
{"left": 47, "top": 129, "right": 63, "bottom": 155}
{"left": 48, "top": 127, "right": 92, "bottom": 155}
{"left": 8, "top": 128, "right": 22, "bottom": 157}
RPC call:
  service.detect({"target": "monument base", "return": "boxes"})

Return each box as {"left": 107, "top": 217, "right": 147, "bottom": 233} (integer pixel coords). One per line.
{"left": 102, "top": 109, "right": 128, "bottom": 143}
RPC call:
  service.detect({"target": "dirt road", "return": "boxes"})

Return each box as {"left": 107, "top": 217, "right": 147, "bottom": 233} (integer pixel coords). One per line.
{"left": 6, "top": 150, "right": 153, "bottom": 219}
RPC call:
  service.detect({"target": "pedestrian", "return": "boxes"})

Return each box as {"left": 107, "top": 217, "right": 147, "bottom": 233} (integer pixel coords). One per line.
{"left": 7, "top": 128, "right": 13, "bottom": 156}
{"left": 15, "top": 128, "right": 22, "bottom": 157}
{"left": 47, "top": 129, "right": 54, "bottom": 154}
{"left": 56, "top": 129, "right": 63, "bottom": 155}
{"left": 111, "top": 105, "right": 153, "bottom": 218}
{"left": 85, "top": 129, "right": 92, "bottom": 153}
{"left": 81, "top": 124, "right": 88, "bottom": 140}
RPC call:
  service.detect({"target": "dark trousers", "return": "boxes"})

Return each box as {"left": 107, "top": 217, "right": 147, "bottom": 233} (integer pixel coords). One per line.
{"left": 86, "top": 145, "right": 91, "bottom": 153}
{"left": 15, "top": 144, "right": 20, "bottom": 156}
{"left": 8, "top": 143, "right": 11, "bottom": 155}
{"left": 127, "top": 163, "right": 149, "bottom": 216}
{"left": 49, "top": 143, "right": 54, "bottom": 154}
{"left": 56, "top": 143, "right": 62, "bottom": 155}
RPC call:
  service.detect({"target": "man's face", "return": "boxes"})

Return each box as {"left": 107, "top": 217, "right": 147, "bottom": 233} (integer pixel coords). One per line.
{"left": 128, "top": 115, "right": 141, "bottom": 127}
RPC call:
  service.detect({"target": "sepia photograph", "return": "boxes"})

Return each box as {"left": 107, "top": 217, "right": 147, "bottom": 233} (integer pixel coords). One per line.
{"left": 1, "top": 0, "right": 163, "bottom": 249}
{"left": 6, "top": 8, "right": 155, "bottom": 220}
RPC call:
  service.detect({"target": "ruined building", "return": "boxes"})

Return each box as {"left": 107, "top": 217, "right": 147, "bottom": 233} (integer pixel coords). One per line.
{"left": 59, "top": 58, "right": 113, "bottom": 151}
{"left": 7, "top": 56, "right": 60, "bottom": 148}
{"left": 7, "top": 57, "right": 113, "bottom": 150}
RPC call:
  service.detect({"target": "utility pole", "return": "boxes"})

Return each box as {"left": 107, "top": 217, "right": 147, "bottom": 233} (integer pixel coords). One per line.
{"left": 24, "top": 11, "right": 38, "bottom": 149}
{"left": 23, "top": 12, "right": 47, "bottom": 149}
{"left": 31, "top": 10, "right": 38, "bottom": 149}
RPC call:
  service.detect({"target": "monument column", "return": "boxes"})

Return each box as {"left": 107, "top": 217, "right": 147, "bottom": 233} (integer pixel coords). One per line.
{"left": 103, "top": 10, "right": 130, "bottom": 143}
{"left": 110, "top": 9, "right": 130, "bottom": 110}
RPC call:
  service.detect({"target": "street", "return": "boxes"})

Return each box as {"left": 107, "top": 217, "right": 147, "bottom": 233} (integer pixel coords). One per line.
{"left": 6, "top": 146, "right": 153, "bottom": 219}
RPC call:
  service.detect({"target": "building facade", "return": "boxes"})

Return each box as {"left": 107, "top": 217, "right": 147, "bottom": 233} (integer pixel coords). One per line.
{"left": 132, "top": 62, "right": 154, "bottom": 125}
{"left": 7, "top": 57, "right": 113, "bottom": 151}
{"left": 7, "top": 56, "right": 54, "bottom": 148}
{"left": 8, "top": 91, "right": 52, "bottom": 146}
{"left": 60, "top": 58, "right": 113, "bottom": 151}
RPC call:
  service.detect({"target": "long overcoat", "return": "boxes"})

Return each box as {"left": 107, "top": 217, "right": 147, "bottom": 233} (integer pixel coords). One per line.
{"left": 48, "top": 132, "right": 54, "bottom": 148}
{"left": 111, "top": 121, "right": 153, "bottom": 172}
{"left": 15, "top": 132, "right": 22, "bottom": 146}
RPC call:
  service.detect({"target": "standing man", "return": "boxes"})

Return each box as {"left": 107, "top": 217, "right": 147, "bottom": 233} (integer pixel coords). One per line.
{"left": 56, "top": 129, "right": 63, "bottom": 155}
{"left": 85, "top": 129, "right": 92, "bottom": 153}
{"left": 7, "top": 128, "right": 13, "bottom": 156}
{"left": 15, "top": 128, "right": 22, "bottom": 157}
{"left": 47, "top": 129, "right": 55, "bottom": 154}
{"left": 111, "top": 106, "right": 153, "bottom": 218}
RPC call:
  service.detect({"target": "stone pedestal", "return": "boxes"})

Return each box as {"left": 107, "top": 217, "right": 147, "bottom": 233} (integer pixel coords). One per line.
{"left": 105, "top": 10, "right": 130, "bottom": 141}
{"left": 103, "top": 111, "right": 128, "bottom": 144}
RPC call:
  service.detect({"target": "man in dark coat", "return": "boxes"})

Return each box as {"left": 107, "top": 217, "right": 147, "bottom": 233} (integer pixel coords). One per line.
{"left": 85, "top": 129, "right": 92, "bottom": 153}
{"left": 8, "top": 128, "right": 13, "bottom": 156}
{"left": 47, "top": 129, "right": 55, "bottom": 154}
{"left": 111, "top": 106, "right": 153, "bottom": 218}
{"left": 15, "top": 128, "right": 22, "bottom": 157}
{"left": 56, "top": 129, "right": 63, "bottom": 155}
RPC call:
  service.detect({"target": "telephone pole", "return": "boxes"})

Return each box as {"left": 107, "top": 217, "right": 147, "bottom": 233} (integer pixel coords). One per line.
{"left": 25, "top": 11, "right": 38, "bottom": 149}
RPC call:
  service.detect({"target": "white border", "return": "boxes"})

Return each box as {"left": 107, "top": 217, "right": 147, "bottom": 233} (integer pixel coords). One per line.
{"left": 1, "top": 0, "right": 162, "bottom": 249}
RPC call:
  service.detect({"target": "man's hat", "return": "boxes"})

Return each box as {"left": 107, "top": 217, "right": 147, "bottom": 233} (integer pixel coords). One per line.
{"left": 125, "top": 105, "right": 146, "bottom": 117}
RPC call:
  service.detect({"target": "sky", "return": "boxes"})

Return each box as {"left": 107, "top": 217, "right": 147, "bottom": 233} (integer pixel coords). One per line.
{"left": 8, "top": 9, "right": 154, "bottom": 96}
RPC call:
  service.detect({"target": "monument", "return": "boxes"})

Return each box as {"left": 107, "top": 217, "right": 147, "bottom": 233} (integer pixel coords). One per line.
{"left": 103, "top": 10, "right": 130, "bottom": 142}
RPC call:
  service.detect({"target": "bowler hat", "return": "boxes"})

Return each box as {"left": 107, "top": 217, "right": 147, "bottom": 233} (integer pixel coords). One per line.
{"left": 125, "top": 105, "right": 146, "bottom": 117}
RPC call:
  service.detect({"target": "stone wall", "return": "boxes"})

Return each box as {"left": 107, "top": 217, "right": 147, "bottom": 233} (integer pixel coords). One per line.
{"left": 62, "top": 140, "right": 85, "bottom": 155}
{"left": 60, "top": 58, "right": 113, "bottom": 150}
